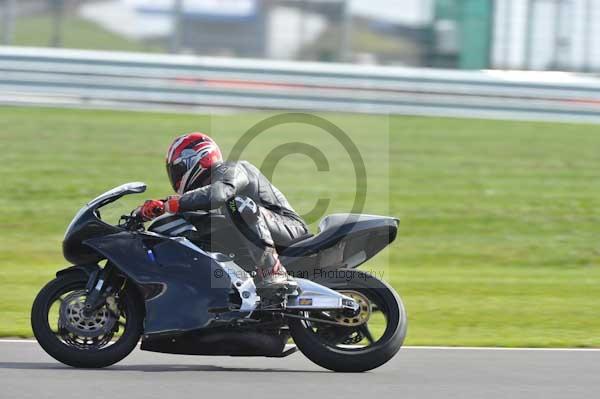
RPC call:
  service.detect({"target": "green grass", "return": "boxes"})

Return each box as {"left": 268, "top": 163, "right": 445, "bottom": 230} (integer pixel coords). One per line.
{"left": 11, "top": 14, "right": 160, "bottom": 52}
{"left": 0, "top": 106, "right": 599, "bottom": 347}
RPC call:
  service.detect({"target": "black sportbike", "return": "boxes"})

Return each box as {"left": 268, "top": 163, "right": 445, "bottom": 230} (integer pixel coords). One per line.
{"left": 31, "top": 182, "right": 406, "bottom": 372}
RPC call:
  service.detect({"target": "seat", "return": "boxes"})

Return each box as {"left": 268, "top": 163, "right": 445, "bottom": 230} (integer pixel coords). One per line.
{"left": 279, "top": 214, "right": 367, "bottom": 258}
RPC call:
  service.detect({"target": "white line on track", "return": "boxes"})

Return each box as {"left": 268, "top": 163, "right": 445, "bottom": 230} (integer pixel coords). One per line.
{"left": 402, "top": 345, "right": 600, "bottom": 352}
{"left": 0, "top": 339, "right": 37, "bottom": 343}
{"left": 1, "top": 339, "right": 599, "bottom": 351}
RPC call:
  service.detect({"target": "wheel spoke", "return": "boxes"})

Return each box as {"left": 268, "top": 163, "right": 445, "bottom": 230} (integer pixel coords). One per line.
{"left": 302, "top": 288, "right": 396, "bottom": 353}
{"left": 358, "top": 324, "right": 375, "bottom": 344}
{"left": 53, "top": 325, "right": 67, "bottom": 338}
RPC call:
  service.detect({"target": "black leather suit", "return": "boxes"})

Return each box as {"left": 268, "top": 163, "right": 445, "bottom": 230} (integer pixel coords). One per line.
{"left": 179, "top": 161, "right": 308, "bottom": 274}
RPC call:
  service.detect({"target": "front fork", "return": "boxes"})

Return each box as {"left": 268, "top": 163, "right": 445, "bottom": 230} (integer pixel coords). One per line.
{"left": 82, "top": 264, "right": 118, "bottom": 317}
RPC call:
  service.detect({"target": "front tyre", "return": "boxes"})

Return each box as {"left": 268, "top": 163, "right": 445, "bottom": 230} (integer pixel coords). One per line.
{"left": 289, "top": 271, "right": 407, "bottom": 372}
{"left": 31, "top": 272, "right": 144, "bottom": 368}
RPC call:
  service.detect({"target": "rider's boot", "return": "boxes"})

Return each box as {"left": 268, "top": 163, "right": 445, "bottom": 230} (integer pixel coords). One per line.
{"left": 253, "top": 248, "right": 290, "bottom": 303}
{"left": 223, "top": 196, "right": 294, "bottom": 304}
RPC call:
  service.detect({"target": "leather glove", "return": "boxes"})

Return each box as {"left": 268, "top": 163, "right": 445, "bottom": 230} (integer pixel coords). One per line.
{"left": 139, "top": 199, "right": 165, "bottom": 221}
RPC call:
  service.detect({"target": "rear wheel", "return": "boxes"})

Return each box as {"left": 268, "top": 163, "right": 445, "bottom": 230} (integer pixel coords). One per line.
{"left": 31, "top": 272, "right": 144, "bottom": 368}
{"left": 289, "top": 271, "right": 407, "bottom": 372}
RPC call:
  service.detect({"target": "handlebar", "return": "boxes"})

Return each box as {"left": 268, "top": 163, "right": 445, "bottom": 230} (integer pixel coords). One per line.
{"left": 118, "top": 210, "right": 145, "bottom": 231}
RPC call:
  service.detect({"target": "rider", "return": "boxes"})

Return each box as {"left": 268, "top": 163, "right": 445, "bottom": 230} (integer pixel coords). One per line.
{"left": 138, "top": 132, "right": 309, "bottom": 299}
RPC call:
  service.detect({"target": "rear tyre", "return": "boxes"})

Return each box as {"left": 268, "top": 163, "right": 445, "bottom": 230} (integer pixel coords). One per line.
{"left": 31, "top": 272, "right": 144, "bottom": 368}
{"left": 289, "top": 271, "right": 407, "bottom": 372}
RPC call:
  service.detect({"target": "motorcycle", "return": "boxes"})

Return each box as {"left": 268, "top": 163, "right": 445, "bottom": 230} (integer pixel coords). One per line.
{"left": 31, "top": 182, "right": 407, "bottom": 372}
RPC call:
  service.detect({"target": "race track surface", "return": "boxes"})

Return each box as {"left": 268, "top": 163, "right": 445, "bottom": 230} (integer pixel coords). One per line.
{"left": 1, "top": 341, "right": 598, "bottom": 399}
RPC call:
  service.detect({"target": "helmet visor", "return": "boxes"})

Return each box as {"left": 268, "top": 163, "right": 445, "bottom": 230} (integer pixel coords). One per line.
{"left": 167, "top": 159, "right": 187, "bottom": 192}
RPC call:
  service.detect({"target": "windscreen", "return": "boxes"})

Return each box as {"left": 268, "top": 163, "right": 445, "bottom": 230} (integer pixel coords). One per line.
{"left": 87, "top": 182, "right": 147, "bottom": 208}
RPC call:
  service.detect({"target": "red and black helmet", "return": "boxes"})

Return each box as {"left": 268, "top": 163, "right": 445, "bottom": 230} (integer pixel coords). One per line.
{"left": 166, "top": 132, "right": 223, "bottom": 194}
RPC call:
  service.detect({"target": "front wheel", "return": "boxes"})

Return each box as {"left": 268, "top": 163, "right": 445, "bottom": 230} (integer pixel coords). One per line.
{"left": 289, "top": 271, "right": 407, "bottom": 372}
{"left": 31, "top": 272, "right": 144, "bottom": 368}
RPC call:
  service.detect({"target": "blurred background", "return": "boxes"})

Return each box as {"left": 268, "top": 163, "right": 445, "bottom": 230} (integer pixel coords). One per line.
{"left": 1, "top": 0, "right": 599, "bottom": 70}
{"left": 0, "top": 1, "right": 599, "bottom": 346}
{"left": 2, "top": 0, "right": 600, "bottom": 120}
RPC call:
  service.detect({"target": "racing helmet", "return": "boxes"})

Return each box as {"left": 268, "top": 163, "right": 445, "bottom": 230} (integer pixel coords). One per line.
{"left": 165, "top": 132, "right": 223, "bottom": 194}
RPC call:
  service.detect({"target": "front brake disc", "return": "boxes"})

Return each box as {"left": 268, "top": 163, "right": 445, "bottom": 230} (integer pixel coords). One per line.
{"left": 59, "top": 290, "right": 117, "bottom": 338}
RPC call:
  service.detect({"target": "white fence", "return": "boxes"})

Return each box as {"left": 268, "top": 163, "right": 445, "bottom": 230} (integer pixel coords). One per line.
{"left": 1, "top": 46, "right": 600, "bottom": 122}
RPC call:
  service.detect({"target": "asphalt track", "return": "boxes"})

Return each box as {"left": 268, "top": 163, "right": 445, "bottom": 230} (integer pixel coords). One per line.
{"left": 0, "top": 341, "right": 598, "bottom": 399}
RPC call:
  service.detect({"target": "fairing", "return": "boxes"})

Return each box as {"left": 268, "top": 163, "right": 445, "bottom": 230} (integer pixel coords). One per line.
{"left": 63, "top": 182, "right": 147, "bottom": 264}
{"left": 83, "top": 231, "right": 233, "bottom": 335}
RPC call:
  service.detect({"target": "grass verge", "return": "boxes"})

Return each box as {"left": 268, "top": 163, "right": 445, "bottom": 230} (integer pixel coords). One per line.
{"left": 0, "top": 106, "right": 598, "bottom": 346}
